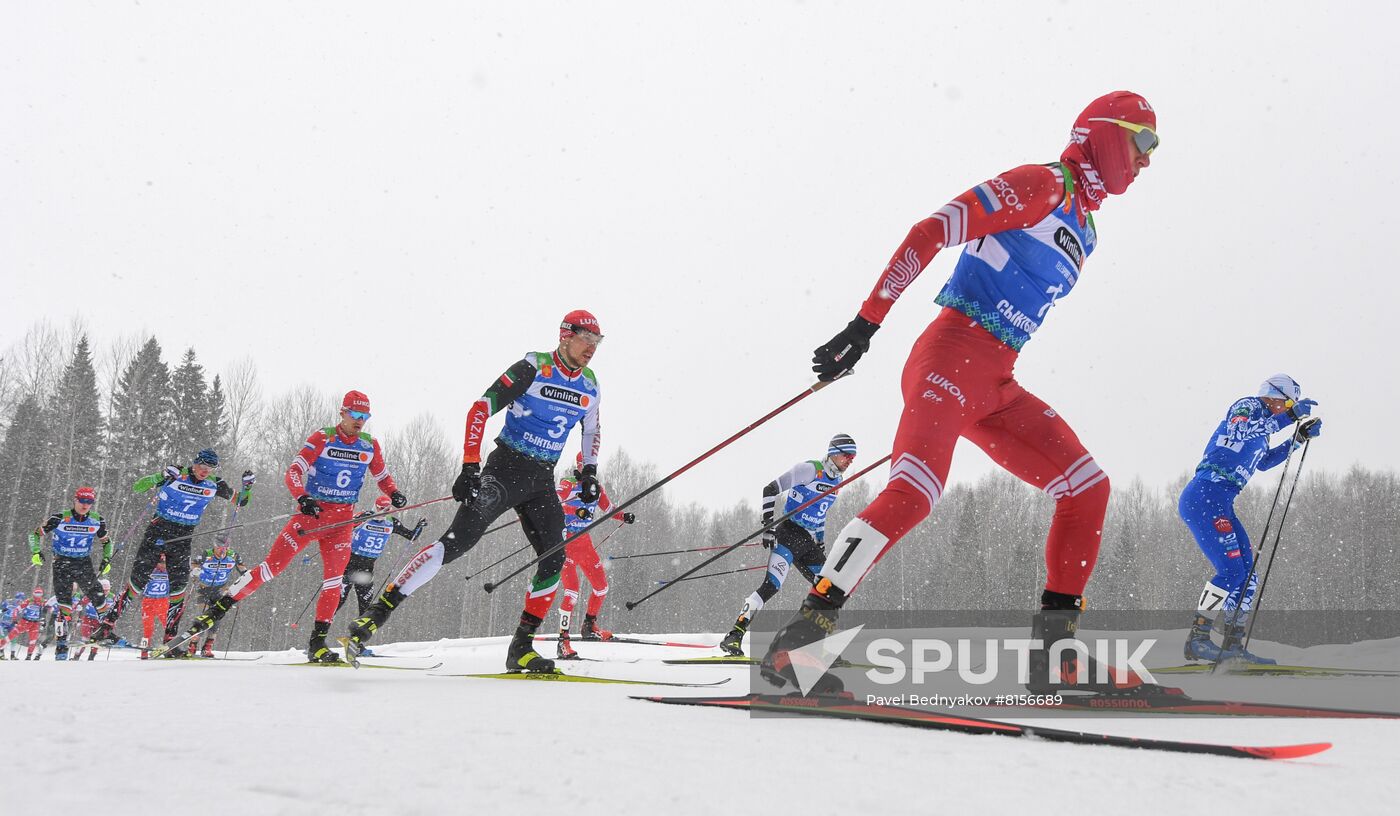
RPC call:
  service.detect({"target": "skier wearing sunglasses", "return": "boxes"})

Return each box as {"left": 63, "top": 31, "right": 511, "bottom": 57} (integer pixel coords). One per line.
{"left": 761, "top": 91, "right": 1159, "bottom": 696}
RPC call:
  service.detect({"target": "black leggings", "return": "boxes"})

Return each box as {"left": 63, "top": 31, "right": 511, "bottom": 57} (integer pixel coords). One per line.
{"left": 52, "top": 555, "right": 106, "bottom": 612}
{"left": 111, "top": 517, "right": 192, "bottom": 634}
{"left": 338, "top": 554, "right": 381, "bottom": 616}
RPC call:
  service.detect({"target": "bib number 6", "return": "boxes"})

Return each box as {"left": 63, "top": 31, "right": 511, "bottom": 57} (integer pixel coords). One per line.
{"left": 336, "top": 470, "right": 353, "bottom": 488}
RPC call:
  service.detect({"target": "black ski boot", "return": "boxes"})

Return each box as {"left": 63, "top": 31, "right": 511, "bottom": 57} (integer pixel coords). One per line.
{"left": 759, "top": 580, "right": 847, "bottom": 696}
{"left": 506, "top": 613, "right": 556, "bottom": 674}
{"left": 719, "top": 617, "right": 749, "bottom": 657}
{"left": 579, "top": 614, "right": 612, "bottom": 641}
{"left": 307, "top": 622, "right": 343, "bottom": 664}
{"left": 1027, "top": 590, "right": 1171, "bottom": 696}
{"left": 346, "top": 585, "right": 404, "bottom": 652}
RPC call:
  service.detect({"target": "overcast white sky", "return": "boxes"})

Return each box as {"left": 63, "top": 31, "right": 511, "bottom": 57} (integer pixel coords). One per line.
{"left": 4, "top": 2, "right": 1396, "bottom": 511}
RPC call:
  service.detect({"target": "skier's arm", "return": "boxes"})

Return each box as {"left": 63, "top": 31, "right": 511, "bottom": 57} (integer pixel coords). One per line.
{"left": 462, "top": 358, "right": 538, "bottom": 464}
{"left": 367, "top": 437, "right": 400, "bottom": 498}
{"left": 1258, "top": 441, "right": 1298, "bottom": 472}
{"left": 857, "top": 164, "right": 1064, "bottom": 325}
{"left": 286, "top": 430, "right": 330, "bottom": 499}
{"left": 391, "top": 518, "right": 417, "bottom": 539}
{"left": 29, "top": 514, "right": 61, "bottom": 556}
{"left": 97, "top": 520, "right": 112, "bottom": 566}
{"left": 579, "top": 384, "right": 601, "bottom": 469}
{"left": 762, "top": 462, "right": 820, "bottom": 525}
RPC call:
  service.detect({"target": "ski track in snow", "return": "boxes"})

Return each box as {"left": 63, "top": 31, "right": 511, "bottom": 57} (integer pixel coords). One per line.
{"left": 3, "top": 634, "right": 1397, "bottom": 815}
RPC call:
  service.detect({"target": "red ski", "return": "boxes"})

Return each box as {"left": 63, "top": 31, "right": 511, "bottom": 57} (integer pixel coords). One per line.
{"left": 638, "top": 694, "right": 1332, "bottom": 761}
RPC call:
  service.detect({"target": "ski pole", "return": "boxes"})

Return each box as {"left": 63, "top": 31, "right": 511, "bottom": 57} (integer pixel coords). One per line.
{"left": 141, "top": 512, "right": 298, "bottom": 549}
{"left": 484, "top": 380, "right": 835, "bottom": 593}
{"left": 466, "top": 518, "right": 627, "bottom": 582}
{"left": 1239, "top": 438, "right": 1312, "bottom": 653}
{"left": 655, "top": 564, "right": 765, "bottom": 586}
{"left": 223, "top": 603, "right": 241, "bottom": 659}
{"left": 290, "top": 590, "right": 317, "bottom": 631}
{"left": 626, "top": 452, "right": 891, "bottom": 610}
{"left": 111, "top": 492, "right": 159, "bottom": 553}
{"left": 609, "top": 541, "right": 763, "bottom": 561}
{"left": 294, "top": 496, "right": 453, "bottom": 538}
{"left": 1211, "top": 436, "right": 1303, "bottom": 671}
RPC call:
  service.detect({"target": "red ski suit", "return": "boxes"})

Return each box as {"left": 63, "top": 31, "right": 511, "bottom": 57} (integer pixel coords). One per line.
{"left": 824, "top": 162, "right": 1110, "bottom": 600}
{"left": 231, "top": 427, "right": 398, "bottom": 624}
{"left": 556, "top": 479, "right": 625, "bottom": 620}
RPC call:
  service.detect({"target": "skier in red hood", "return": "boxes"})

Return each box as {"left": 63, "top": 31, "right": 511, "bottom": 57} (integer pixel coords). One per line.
{"left": 761, "top": 92, "right": 1158, "bottom": 696}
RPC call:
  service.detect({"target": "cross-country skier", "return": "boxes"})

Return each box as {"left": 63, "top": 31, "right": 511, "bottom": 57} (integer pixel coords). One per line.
{"left": 344, "top": 311, "right": 605, "bottom": 673}
{"left": 0, "top": 593, "right": 22, "bottom": 659}
{"left": 139, "top": 557, "right": 172, "bottom": 659}
{"left": 11, "top": 589, "right": 46, "bottom": 660}
{"left": 30, "top": 486, "right": 110, "bottom": 660}
{"left": 178, "top": 391, "right": 406, "bottom": 663}
{"left": 761, "top": 91, "right": 1160, "bottom": 695}
{"left": 719, "top": 434, "right": 856, "bottom": 657}
{"left": 1180, "top": 374, "right": 1320, "bottom": 663}
{"left": 336, "top": 495, "right": 426, "bottom": 617}
{"left": 96, "top": 451, "right": 253, "bottom": 652}
{"left": 72, "top": 588, "right": 108, "bottom": 660}
{"left": 189, "top": 542, "right": 248, "bottom": 658}
{"left": 555, "top": 451, "right": 636, "bottom": 660}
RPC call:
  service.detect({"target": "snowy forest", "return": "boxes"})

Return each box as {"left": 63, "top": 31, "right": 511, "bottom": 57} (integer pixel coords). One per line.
{"left": 2, "top": 322, "right": 1398, "bottom": 652}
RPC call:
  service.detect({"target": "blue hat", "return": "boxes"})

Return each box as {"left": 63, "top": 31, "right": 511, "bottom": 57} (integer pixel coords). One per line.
{"left": 827, "top": 433, "right": 857, "bottom": 458}
{"left": 194, "top": 448, "right": 220, "bottom": 467}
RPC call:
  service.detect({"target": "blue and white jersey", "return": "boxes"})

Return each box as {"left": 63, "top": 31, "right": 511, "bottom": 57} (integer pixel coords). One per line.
{"left": 49, "top": 512, "right": 104, "bottom": 558}
{"left": 144, "top": 572, "right": 170, "bottom": 599}
{"left": 936, "top": 163, "right": 1096, "bottom": 351}
{"left": 350, "top": 516, "right": 396, "bottom": 558}
{"left": 1193, "top": 396, "right": 1297, "bottom": 490}
{"left": 196, "top": 549, "right": 242, "bottom": 587}
{"left": 155, "top": 470, "right": 220, "bottom": 526}
{"left": 0, "top": 601, "right": 17, "bottom": 627}
{"left": 773, "top": 460, "right": 844, "bottom": 543}
{"left": 499, "top": 352, "right": 601, "bottom": 464}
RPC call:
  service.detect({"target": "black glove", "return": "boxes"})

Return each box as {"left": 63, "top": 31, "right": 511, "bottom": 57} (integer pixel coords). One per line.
{"left": 411, "top": 519, "right": 428, "bottom": 539}
{"left": 578, "top": 464, "right": 601, "bottom": 504}
{"left": 812, "top": 315, "right": 880, "bottom": 381}
{"left": 1293, "top": 416, "right": 1322, "bottom": 443}
{"left": 574, "top": 506, "right": 594, "bottom": 521}
{"left": 453, "top": 462, "right": 482, "bottom": 503}
{"left": 215, "top": 479, "right": 234, "bottom": 501}
{"left": 390, "top": 490, "right": 408, "bottom": 509}
{"left": 760, "top": 529, "right": 777, "bottom": 550}
{"left": 621, "top": 512, "right": 636, "bottom": 524}
{"left": 297, "top": 495, "right": 322, "bottom": 518}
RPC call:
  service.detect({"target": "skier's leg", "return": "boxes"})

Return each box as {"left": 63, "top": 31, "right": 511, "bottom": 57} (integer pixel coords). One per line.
{"left": 962, "top": 385, "right": 1110, "bottom": 598}
{"left": 720, "top": 544, "right": 793, "bottom": 656}
{"left": 505, "top": 487, "right": 569, "bottom": 671}
{"left": 163, "top": 543, "right": 193, "bottom": 638}
{"left": 106, "top": 522, "right": 172, "bottom": 626}
{"left": 350, "top": 451, "right": 537, "bottom": 647}
{"left": 227, "top": 518, "right": 313, "bottom": 603}
{"left": 578, "top": 539, "right": 609, "bottom": 618}
{"left": 306, "top": 512, "right": 355, "bottom": 662}
{"left": 558, "top": 538, "right": 584, "bottom": 633}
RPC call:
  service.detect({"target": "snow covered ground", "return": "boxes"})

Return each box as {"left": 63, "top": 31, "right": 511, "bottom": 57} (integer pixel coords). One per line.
{"left": 4, "top": 634, "right": 1398, "bottom": 815}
